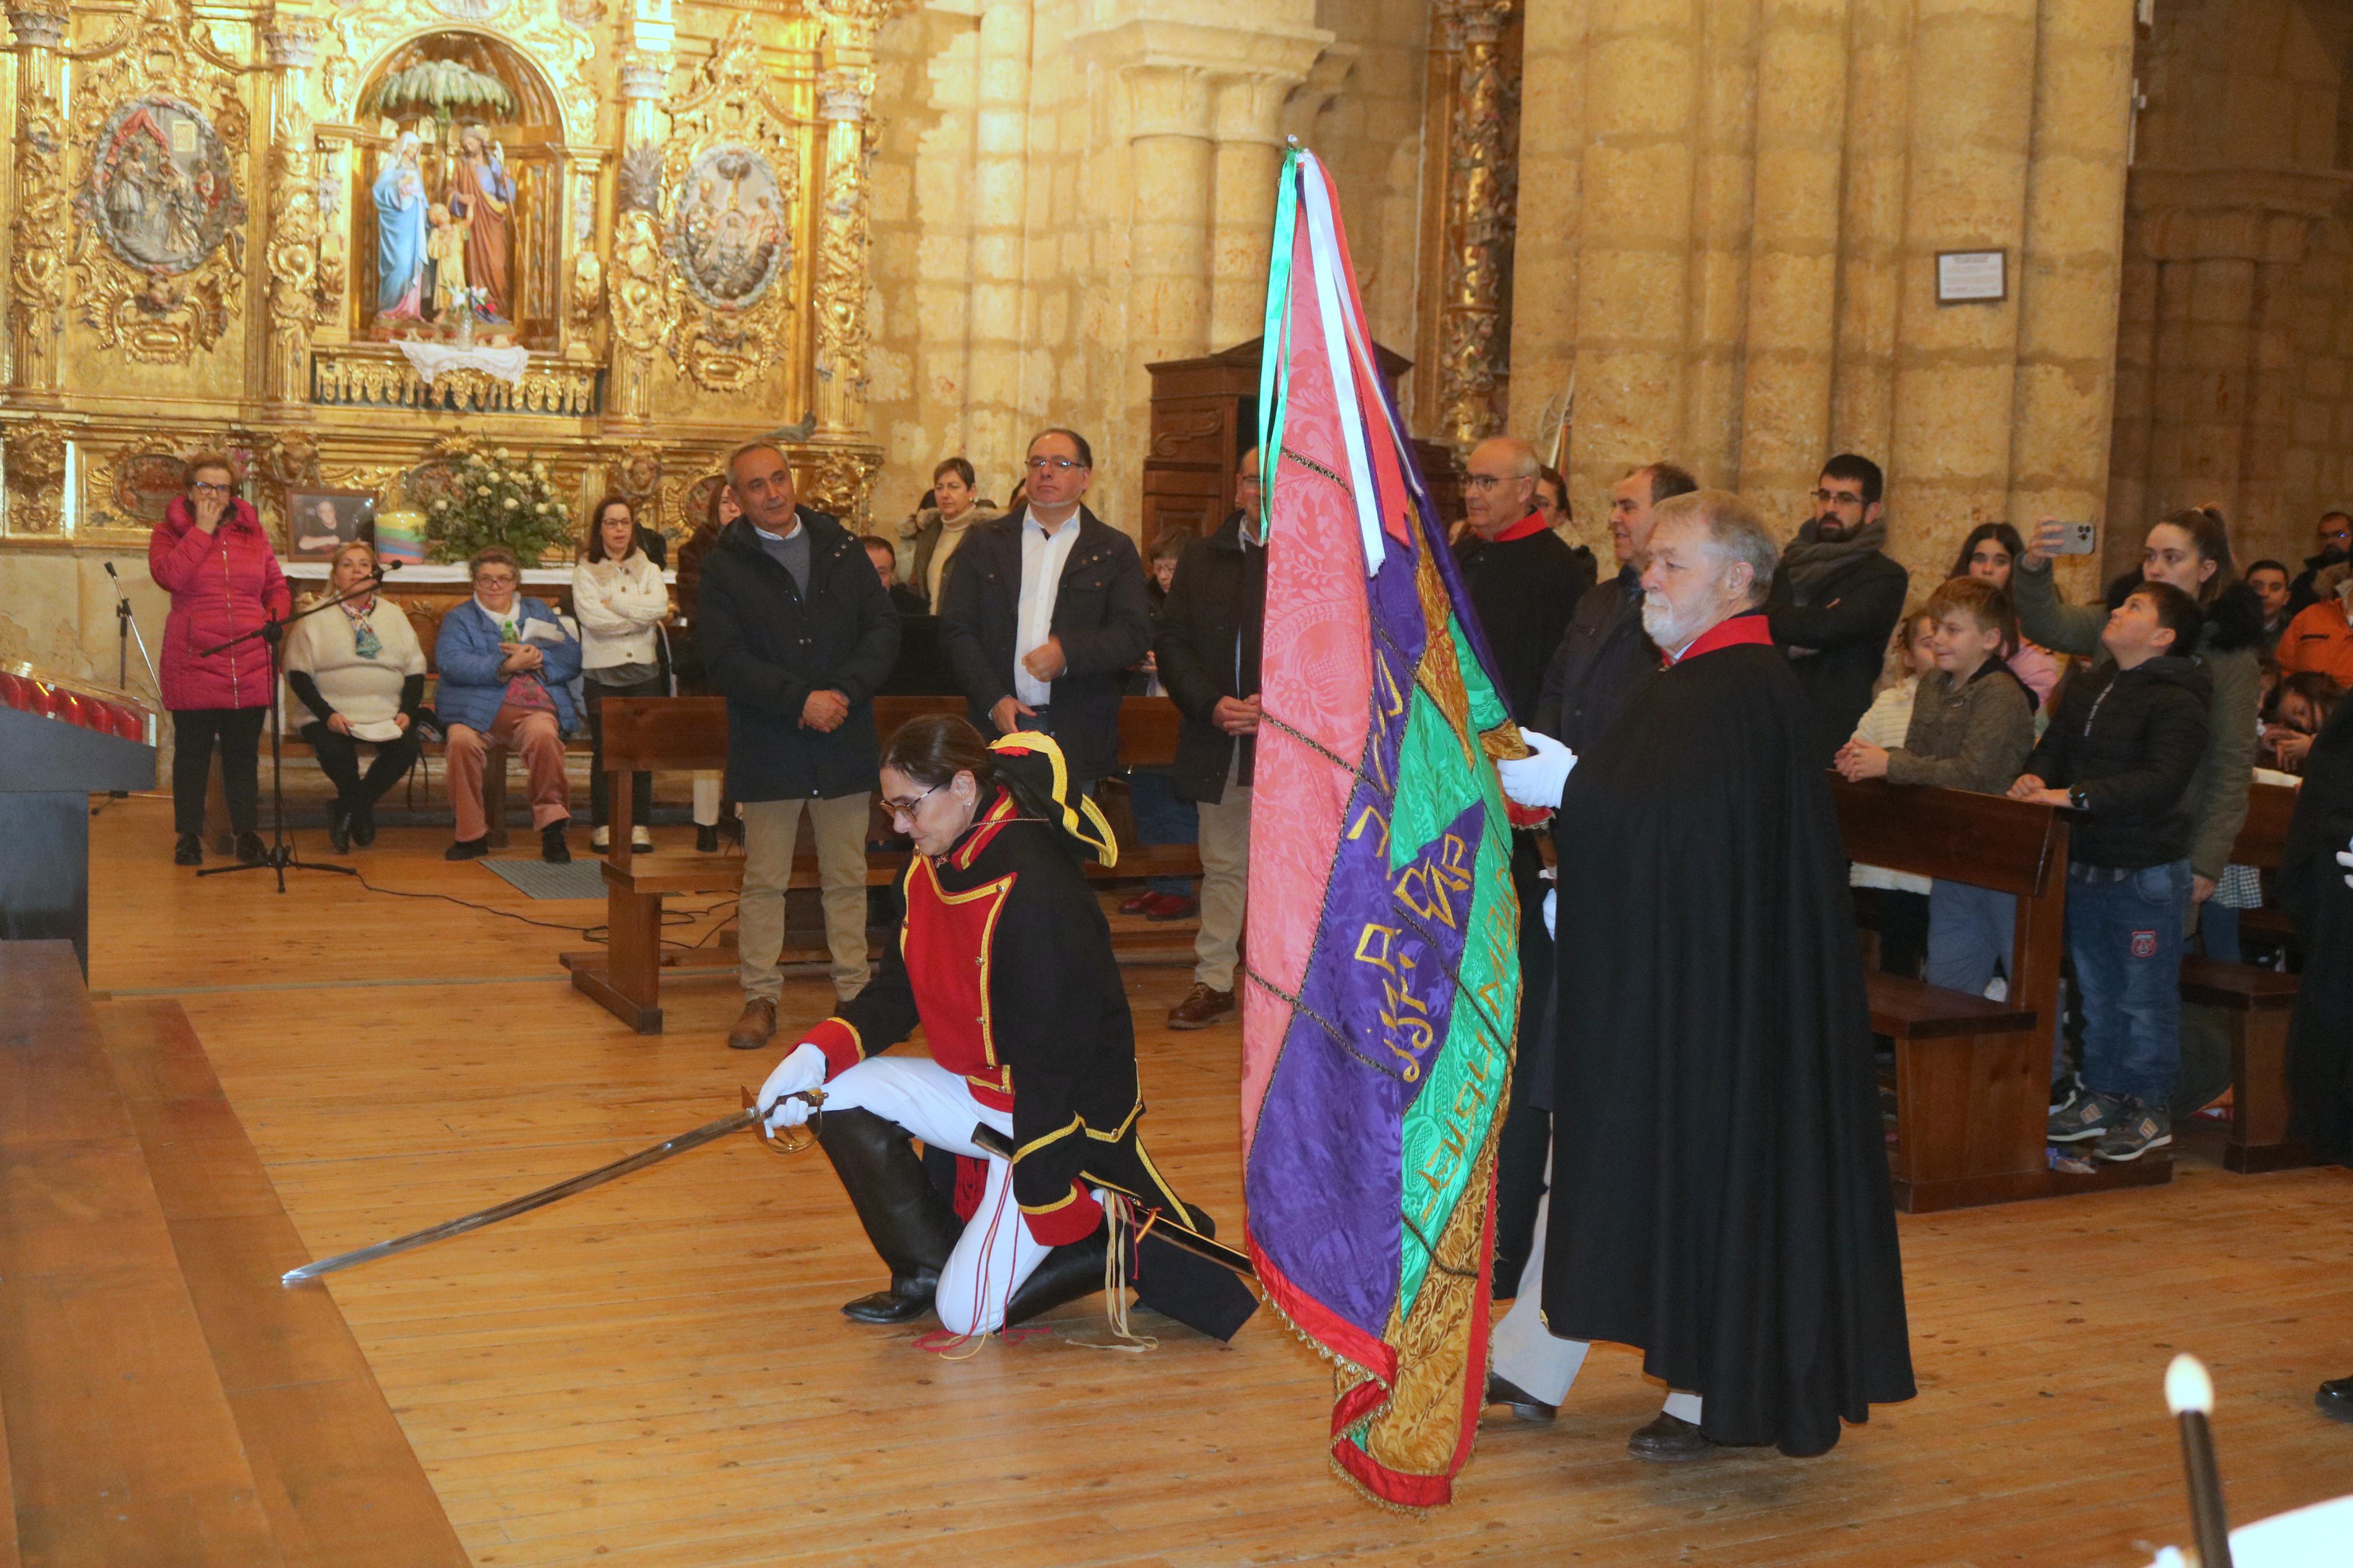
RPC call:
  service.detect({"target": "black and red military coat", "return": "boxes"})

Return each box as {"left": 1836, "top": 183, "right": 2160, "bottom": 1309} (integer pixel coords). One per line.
{"left": 800, "top": 787, "right": 1142, "bottom": 1245}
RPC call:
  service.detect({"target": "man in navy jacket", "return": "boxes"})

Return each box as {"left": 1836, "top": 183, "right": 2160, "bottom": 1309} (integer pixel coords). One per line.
{"left": 698, "top": 442, "right": 900, "bottom": 1048}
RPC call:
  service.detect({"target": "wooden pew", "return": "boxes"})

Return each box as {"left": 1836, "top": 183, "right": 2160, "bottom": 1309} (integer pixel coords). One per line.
{"left": 568, "top": 695, "right": 1207, "bottom": 1032}
{"left": 1832, "top": 778, "right": 2171, "bottom": 1211}
{"left": 2178, "top": 780, "right": 2307, "bottom": 1172}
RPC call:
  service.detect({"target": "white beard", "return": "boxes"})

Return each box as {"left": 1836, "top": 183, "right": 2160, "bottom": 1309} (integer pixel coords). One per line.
{"left": 1641, "top": 593, "right": 1702, "bottom": 650}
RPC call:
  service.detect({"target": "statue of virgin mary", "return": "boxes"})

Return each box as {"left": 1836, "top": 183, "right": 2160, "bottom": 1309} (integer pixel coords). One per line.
{"left": 372, "top": 132, "right": 427, "bottom": 321}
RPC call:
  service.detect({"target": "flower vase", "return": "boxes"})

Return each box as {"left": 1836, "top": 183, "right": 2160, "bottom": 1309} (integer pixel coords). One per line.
{"left": 455, "top": 307, "right": 474, "bottom": 349}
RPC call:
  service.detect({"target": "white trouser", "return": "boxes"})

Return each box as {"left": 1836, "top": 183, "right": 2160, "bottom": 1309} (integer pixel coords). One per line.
{"left": 1489, "top": 1164, "right": 1702, "bottom": 1423}
{"left": 692, "top": 771, "right": 721, "bottom": 828}
{"left": 822, "top": 1055, "right": 1050, "bottom": 1336}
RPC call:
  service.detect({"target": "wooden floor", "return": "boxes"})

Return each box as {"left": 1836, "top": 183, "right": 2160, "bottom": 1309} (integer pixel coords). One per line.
{"left": 77, "top": 794, "right": 2353, "bottom": 1566}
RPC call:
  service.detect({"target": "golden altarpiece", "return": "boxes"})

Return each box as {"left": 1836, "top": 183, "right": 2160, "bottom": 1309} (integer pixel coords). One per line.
{"left": 0, "top": 0, "right": 902, "bottom": 563}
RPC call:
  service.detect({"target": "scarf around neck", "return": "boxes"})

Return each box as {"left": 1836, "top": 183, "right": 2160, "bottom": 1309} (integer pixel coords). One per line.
{"left": 1780, "top": 517, "right": 1889, "bottom": 603}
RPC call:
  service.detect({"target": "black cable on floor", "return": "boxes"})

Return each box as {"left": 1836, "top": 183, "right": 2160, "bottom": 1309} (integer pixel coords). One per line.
{"left": 345, "top": 870, "right": 742, "bottom": 950}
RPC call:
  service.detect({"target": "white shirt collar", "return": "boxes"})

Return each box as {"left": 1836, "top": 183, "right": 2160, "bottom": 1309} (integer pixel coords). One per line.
{"left": 753, "top": 517, "right": 802, "bottom": 542}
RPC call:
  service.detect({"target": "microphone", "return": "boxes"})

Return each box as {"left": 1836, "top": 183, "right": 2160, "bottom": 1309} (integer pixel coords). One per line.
{"left": 104, "top": 561, "right": 119, "bottom": 579}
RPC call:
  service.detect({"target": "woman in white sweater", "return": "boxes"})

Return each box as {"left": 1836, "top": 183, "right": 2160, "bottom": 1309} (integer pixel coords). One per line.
{"left": 573, "top": 496, "right": 672, "bottom": 851}
{"left": 283, "top": 541, "right": 428, "bottom": 853}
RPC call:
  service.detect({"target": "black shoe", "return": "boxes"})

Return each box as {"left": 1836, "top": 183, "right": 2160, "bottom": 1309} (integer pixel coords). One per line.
{"left": 842, "top": 1272, "right": 941, "bottom": 1324}
{"left": 173, "top": 833, "right": 203, "bottom": 866}
{"left": 695, "top": 823, "right": 721, "bottom": 853}
{"left": 233, "top": 832, "right": 267, "bottom": 866}
{"left": 2320, "top": 1376, "right": 2353, "bottom": 1423}
{"left": 1628, "top": 1412, "right": 1716, "bottom": 1463}
{"left": 541, "top": 823, "right": 571, "bottom": 863}
{"left": 326, "top": 801, "right": 352, "bottom": 855}
{"left": 350, "top": 799, "right": 378, "bottom": 847}
{"left": 1485, "top": 1373, "right": 1557, "bottom": 1422}
{"left": 445, "top": 836, "right": 489, "bottom": 861}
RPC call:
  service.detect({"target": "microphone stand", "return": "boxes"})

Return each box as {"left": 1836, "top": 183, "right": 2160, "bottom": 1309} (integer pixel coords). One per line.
{"left": 194, "top": 574, "right": 391, "bottom": 891}
{"left": 104, "top": 561, "right": 161, "bottom": 699}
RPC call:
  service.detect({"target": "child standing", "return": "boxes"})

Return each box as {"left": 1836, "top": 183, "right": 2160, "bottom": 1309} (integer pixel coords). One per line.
{"left": 2012, "top": 582, "right": 2213, "bottom": 1162}
{"left": 1837, "top": 577, "right": 2038, "bottom": 996}
{"left": 1845, "top": 610, "right": 1940, "bottom": 976}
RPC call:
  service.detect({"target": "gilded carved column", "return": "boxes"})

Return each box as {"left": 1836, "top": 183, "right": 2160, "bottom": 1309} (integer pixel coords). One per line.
{"left": 1434, "top": 0, "right": 1517, "bottom": 449}
{"left": 813, "top": 62, "right": 878, "bottom": 443}
{"left": 606, "top": 47, "right": 670, "bottom": 425}
{"left": 7, "top": 0, "right": 70, "bottom": 400}
{"left": 262, "top": 13, "right": 322, "bottom": 408}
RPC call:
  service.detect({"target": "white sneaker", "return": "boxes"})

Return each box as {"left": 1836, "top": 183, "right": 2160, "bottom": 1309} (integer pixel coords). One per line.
{"left": 631, "top": 827, "right": 653, "bottom": 851}
{"left": 591, "top": 826, "right": 611, "bottom": 851}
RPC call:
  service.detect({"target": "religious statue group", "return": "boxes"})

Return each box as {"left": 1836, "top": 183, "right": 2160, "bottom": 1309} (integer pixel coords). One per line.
{"left": 373, "top": 125, "right": 516, "bottom": 326}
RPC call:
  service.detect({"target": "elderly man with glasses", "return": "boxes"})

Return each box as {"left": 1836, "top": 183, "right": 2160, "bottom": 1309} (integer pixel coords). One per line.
{"left": 1766, "top": 452, "right": 1912, "bottom": 765}
{"left": 936, "top": 427, "right": 1152, "bottom": 794}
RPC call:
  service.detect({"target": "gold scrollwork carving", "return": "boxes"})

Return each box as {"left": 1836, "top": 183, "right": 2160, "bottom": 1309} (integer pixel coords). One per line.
{"left": 812, "top": 121, "right": 875, "bottom": 415}
{"left": 9, "top": 0, "right": 72, "bottom": 390}
{"left": 612, "top": 441, "right": 662, "bottom": 504}
{"left": 568, "top": 247, "right": 605, "bottom": 333}
{"left": 1433, "top": 0, "right": 1517, "bottom": 449}
{"left": 310, "top": 348, "right": 599, "bottom": 415}
{"left": 65, "top": 0, "right": 252, "bottom": 366}
{"left": 4, "top": 418, "right": 71, "bottom": 534}
{"left": 803, "top": 444, "right": 881, "bottom": 525}
{"left": 656, "top": 16, "right": 805, "bottom": 393}
{"left": 316, "top": 0, "right": 599, "bottom": 145}
{"left": 264, "top": 29, "right": 322, "bottom": 404}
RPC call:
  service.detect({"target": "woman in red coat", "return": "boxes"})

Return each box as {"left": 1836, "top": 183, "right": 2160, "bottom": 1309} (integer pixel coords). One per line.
{"left": 147, "top": 453, "right": 290, "bottom": 866}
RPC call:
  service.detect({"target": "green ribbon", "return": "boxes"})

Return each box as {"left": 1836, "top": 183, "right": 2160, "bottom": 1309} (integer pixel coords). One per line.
{"left": 1257, "top": 146, "right": 1304, "bottom": 536}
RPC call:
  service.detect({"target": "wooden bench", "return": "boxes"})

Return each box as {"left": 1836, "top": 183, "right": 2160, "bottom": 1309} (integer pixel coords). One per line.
{"left": 1833, "top": 778, "right": 2171, "bottom": 1211}
{"left": 2178, "top": 780, "right": 2307, "bottom": 1172}
{"left": 567, "top": 695, "right": 1209, "bottom": 1032}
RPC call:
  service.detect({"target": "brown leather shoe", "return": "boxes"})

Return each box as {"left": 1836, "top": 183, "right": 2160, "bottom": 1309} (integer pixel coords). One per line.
{"left": 1166, "top": 983, "right": 1236, "bottom": 1030}
{"left": 726, "top": 997, "right": 778, "bottom": 1051}
{"left": 1628, "top": 1411, "right": 1715, "bottom": 1463}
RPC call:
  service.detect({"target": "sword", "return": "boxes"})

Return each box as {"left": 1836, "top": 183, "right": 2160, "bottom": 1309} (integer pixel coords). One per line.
{"left": 968, "top": 1125, "right": 1257, "bottom": 1279}
{"left": 281, "top": 1089, "right": 821, "bottom": 1286}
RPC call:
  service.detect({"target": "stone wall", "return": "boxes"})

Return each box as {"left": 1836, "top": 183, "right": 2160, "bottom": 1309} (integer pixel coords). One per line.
{"left": 860, "top": 0, "right": 1428, "bottom": 542}
{"left": 1505, "top": 0, "right": 2136, "bottom": 603}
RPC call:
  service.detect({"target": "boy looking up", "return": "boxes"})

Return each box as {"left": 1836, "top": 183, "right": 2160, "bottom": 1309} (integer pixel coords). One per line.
{"left": 2010, "top": 582, "right": 2212, "bottom": 1163}
{"left": 1838, "top": 577, "right": 2038, "bottom": 997}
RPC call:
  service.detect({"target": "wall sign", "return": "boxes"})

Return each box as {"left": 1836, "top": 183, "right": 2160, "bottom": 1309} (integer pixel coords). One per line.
{"left": 1936, "top": 250, "right": 2007, "bottom": 305}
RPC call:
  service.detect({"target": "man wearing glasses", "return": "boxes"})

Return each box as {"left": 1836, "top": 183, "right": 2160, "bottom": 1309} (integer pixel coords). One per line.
{"left": 937, "top": 428, "right": 1152, "bottom": 793}
{"left": 1766, "top": 453, "right": 1911, "bottom": 765}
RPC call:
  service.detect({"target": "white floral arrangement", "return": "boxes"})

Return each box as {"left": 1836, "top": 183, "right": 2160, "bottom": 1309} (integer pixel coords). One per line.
{"left": 424, "top": 447, "right": 575, "bottom": 564}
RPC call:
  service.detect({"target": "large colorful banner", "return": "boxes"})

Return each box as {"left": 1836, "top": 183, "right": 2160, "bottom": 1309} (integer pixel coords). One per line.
{"left": 1240, "top": 147, "right": 1524, "bottom": 1512}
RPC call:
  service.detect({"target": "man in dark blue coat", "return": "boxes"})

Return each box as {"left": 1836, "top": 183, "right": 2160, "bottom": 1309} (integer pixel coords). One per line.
{"left": 698, "top": 442, "right": 900, "bottom": 1047}
{"left": 936, "top": 428, "right": 1152, "bottom": 791}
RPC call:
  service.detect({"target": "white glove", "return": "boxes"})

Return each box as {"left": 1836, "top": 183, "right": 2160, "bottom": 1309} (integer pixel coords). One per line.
{"left": 2339, "top": 838, "right": 2352, "bottom": 891}
{"left": 758, "top": 1041, "right": 829, "bottom": 1130}
{"left": 1496, "top": 730, "right": 1577, "bottom": 810}
{"left": 1542, "top": 887, "right": 1556, "bottom": 939}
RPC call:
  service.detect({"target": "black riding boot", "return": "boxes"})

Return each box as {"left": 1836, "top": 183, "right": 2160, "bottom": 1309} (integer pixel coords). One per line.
{"left": 818, "top": 1108, "right": 963, "bottom": 1324}
{"left": 1003, "top": 1231, "right": 1109, "bottom": 1327}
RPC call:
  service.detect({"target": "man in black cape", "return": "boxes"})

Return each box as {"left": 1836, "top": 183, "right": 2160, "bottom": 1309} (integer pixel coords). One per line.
{"left": 2280, "top": 698, "right": 2353, "bottom": 1420}
{"left": 1506, "top": 490, "right": 1915, "bottom": 1460}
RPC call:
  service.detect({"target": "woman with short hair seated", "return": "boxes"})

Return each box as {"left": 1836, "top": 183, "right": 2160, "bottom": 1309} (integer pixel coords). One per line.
{"left": 434, "top": 546, "right": 581, "bottom": 863}
{"left": 283, "top": 540, "right": 426, "bottom": 852}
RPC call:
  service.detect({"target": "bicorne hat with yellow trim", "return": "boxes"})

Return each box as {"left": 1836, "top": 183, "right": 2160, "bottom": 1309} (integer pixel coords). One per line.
{"left": 989, "top": 730, "right": 1120, "bottom": 867}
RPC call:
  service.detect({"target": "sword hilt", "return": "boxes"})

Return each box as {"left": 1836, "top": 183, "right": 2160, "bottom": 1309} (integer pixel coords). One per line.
{"left": 743, "top": 1085, "right": 826, "bottom": 1157}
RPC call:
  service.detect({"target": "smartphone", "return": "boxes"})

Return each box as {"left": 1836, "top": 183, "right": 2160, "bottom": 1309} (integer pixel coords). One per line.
{"left": 2046, "top": 521, "right": 2099, "bottom": 556}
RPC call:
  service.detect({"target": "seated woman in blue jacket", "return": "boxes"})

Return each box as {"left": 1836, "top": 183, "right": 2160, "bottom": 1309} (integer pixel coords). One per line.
{"left": 434, "top": 546, "right": 583, "bottom": 863}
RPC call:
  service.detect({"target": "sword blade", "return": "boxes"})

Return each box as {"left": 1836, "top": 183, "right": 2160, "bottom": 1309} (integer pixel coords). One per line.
{"left": 968, "top": 1125, "right": 1257, "bottom": 1279}
{"left": 282, "top": 1106, "right": 758, "bottom": 1286}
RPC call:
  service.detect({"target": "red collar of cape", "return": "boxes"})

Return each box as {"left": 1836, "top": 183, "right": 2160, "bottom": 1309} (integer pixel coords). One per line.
{"left": 1487, "top": 510, "right": 1550, "bottom": 544}
{"left": 1662, "top": 608, "right": 1775, "bottom": 667}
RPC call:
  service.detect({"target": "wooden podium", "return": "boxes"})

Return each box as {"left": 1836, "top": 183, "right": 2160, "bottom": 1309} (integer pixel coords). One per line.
{"left": 1142, "top": 336, "right": 1464, "bottom": 545}
{"left": 0, "top": 667, "right": 157, "bottom": 973}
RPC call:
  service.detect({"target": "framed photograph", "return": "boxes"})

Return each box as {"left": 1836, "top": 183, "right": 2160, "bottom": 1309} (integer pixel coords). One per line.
{"left": 287, "top": 488, "right": 378, "bottom": 560}
{"left": 1936, "top": 250, "right": 2007, "bottom": 305}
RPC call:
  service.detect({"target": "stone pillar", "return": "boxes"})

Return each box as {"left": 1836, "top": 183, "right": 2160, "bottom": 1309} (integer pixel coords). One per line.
{"left": 1736, "top": 0, "right": 1848, "bottom": 531}
{"left": 6, "top": 0, "right": 70, "bottom": 402}
{"left": 1882, "top": 0, "right": 2038, "bottom": 584}
{"left": 1126, "top": 63, "right": 1217, "bottom": 376}
{"left": 606, "top": 47, "right": 671, "bottom": 425}
{"left": 2003, "top": 0, "right": 2135, "bottom": 603}
{"left": 1680, "top": 0, "right": 1760, "bottom": 486}
{"left": 1826, "top": 0, "right": 1911, "bottom": 460}
{"left": 261, "top": 13, "right": 322, "bottom": 409}
{"left": 1207, "top": 74, "right": 1289, "bottom": 350}
{"left": 1503, "top": 0, "right": 1585, "bottom": 483}
{"left": 1433, "top": 0, "right": 1517, "bottom": 449}
{"left": 1567, "top": 0, "right": 1699, "bottom": 508}
{"left": 964, "top": 0, "right": 1032, "bottom": 486}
